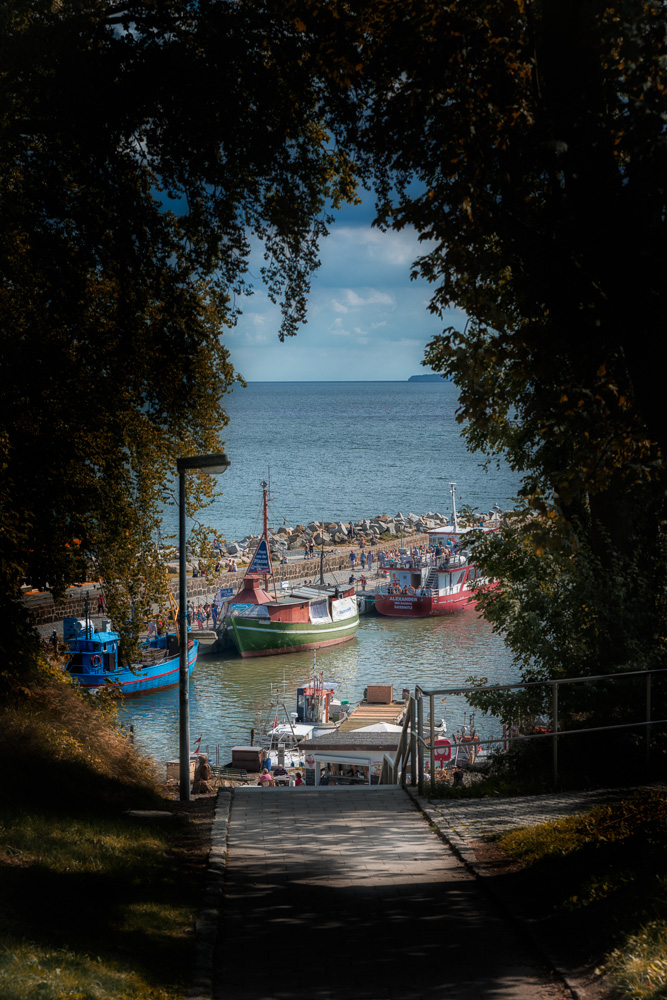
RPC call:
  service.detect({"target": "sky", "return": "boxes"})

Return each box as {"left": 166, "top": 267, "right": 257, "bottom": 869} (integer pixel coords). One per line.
{"left": 225, "top": 195, "right": 466, "bottom": 382}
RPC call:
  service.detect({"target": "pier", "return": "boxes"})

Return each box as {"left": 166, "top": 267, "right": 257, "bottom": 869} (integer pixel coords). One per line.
{"left": 338, "top": 686, "right": 407, "bottom": 732}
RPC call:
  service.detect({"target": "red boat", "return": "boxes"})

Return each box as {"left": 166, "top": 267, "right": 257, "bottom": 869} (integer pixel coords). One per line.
{"left": 374, "top": 484, "right": 496, "bottom": 618}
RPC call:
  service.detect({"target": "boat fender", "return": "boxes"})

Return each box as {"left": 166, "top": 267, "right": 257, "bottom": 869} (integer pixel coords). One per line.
{"left": 90, "top": 654, "right": 101, "bottom": 668}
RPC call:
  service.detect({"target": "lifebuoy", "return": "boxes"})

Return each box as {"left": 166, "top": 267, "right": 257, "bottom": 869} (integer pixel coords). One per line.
{"left": 406, "top": 586, "right": 415, "bottom": 596}
{"left": 434, "top": 738, "right": 452, "bottom": 763}
{"left": 90, "top": 654, "right": 101, "bottom": 668}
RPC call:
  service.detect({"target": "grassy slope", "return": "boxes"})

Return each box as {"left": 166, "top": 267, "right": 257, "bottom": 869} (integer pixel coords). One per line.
{"left": 0, "top": 671, "right": 212, "bottom": 1000}
{"left": 494, "top": 792, "right": 667, "bottom": 1000}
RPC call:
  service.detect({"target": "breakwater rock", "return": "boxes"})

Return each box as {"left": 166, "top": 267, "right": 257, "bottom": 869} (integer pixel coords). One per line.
{"left": 221, "top": 509, "right": 496, "bottom": 560}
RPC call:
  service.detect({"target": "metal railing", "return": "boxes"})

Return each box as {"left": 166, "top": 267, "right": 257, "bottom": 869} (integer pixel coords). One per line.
{"left": 385, "top": 668, "right": 666, "bottom": 793}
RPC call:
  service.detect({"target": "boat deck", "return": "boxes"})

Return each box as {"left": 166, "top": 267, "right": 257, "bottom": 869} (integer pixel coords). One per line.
{"left": 339, "top": 700, "right": 407, "bottom": 732}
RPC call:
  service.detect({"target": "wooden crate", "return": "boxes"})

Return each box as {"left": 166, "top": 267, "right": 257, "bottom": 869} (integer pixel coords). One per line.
{"left": 231, "top": 745, "right": 264, "bottom": 772}
{"left": 366, "top": 684, "right": 393, "bottom": 704}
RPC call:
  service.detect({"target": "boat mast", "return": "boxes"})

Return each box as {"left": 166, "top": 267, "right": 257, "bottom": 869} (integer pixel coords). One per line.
{"left": 261, "top": 480, "right": 269, "bottom": 548}
{"left": 319, "top": 528, "right": 325, "bottom": 586}
{"left": 450, "top": 482, "right": 459, "bottom": 531}
{"left": 260, "top": 479, "right": 278, "bottom": 598}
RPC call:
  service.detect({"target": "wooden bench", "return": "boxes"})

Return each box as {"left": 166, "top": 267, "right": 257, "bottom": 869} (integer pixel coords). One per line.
{"left": 210, "top": 765, "right": 251, "bottom": 784}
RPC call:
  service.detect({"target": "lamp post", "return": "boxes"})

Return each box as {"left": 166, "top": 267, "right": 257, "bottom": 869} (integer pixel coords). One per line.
{"left": 177, "top": 452, "right": 230, "bottom": 801}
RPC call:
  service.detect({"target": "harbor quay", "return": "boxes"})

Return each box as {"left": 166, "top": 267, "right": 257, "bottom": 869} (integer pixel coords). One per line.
{"left": 21, "top": 529, "right": 434, "bottom": 632}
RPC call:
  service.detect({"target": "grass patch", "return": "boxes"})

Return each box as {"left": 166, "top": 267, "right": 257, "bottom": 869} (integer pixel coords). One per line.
{"left": 0, "top": 673, "right": 210, "bottom": 999}
{"left": 496, "top": 791, "right": 667, "bottom": 1000}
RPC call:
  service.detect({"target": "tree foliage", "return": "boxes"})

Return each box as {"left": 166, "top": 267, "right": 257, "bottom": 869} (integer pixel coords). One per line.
{"left": 0, "top": 0, "right": 357, "bottom": 682}
{"left": 284, "top": 0, "right": 667, "bottom": 713}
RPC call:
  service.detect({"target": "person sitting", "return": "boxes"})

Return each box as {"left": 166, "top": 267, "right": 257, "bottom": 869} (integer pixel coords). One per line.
{"left": 257, "top": 768, "right": 274, "bottom": 787}
{"left": 273, "top": 764, "right": 288, "bottom": 782}
{"left": 192, "top": 755, "right": 215, "bottom": 794}
{"left": 294, "top": 772, "right": 304, "bottom": 786}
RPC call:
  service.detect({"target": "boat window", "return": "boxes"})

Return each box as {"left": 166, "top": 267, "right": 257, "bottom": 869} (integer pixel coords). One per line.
{"left": 310, "top": 599, "right": 332, "bottom": 623}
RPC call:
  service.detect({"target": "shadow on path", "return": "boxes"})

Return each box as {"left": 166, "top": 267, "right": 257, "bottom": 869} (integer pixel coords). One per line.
{"left": 212, "top": 788, "right": 570, "bottom": 1000}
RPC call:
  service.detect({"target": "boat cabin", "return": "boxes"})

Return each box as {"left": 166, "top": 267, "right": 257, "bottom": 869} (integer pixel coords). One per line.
{"left": 66, "top": 630, "right": 120, "bottom": 676}
{"left": 229, "top": 584, "right": 355, "bottom": 624}
{"left": 296, "top": 675, "right": 338, "bottom": 724}
{"left": 384, "top": 562, "right": 484, "bottom": 596}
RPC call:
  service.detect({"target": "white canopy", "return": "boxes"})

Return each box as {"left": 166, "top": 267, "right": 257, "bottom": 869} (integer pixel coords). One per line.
{"left": 353, "top": 722, "right": 404, "bottom": 733}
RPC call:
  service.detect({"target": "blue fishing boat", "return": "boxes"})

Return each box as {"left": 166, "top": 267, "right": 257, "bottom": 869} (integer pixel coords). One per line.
{"left": 64, "top": 626, "right": 197, "bottom": 696}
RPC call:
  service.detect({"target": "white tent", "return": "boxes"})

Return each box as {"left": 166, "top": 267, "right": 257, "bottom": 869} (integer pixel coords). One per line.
{"left": 353, "top": 722, "right": 404, "bottom": 733}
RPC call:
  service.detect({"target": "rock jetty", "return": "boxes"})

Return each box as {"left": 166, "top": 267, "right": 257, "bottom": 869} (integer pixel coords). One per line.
{"left": 221, "top": 508, "right": 502, "bottom": 561}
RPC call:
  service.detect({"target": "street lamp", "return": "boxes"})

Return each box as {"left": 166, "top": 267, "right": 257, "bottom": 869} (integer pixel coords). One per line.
{"left": 177, "top": 452, "right": 230, "bottom": 801}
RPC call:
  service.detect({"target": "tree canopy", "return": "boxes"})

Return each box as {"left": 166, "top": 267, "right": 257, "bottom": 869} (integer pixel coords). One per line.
{"left": 4, "top": 0, "right": 667, "bottom": 712}
{"left": 0, "top": 0, "right": 356, "bottom": 682}
{"left": 271, "top": 0, "right": 667, "bottom": 735}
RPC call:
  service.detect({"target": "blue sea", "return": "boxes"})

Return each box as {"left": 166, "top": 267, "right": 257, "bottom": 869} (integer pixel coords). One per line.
{"left": 121, "top": 381, "right": 524, "bottom": 766}
{"left": 162, "top": 380, "right": 519, "bottom": 545}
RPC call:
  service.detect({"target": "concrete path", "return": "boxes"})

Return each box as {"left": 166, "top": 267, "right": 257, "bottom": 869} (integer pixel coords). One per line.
{"left": 211, "top": 787, "right": 569, "bottom": 1000}
{"left": 413, "top": 787, "right": 635, "bottom": 873}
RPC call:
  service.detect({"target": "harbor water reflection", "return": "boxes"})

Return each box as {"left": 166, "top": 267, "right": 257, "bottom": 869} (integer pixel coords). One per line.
{"left": 119, "top": 611, "right": 518, "bottom": 766}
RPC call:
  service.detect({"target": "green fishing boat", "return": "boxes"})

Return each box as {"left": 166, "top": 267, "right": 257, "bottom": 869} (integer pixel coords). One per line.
{"left": 226, "top": 583, "right": 359, "bottom": 658}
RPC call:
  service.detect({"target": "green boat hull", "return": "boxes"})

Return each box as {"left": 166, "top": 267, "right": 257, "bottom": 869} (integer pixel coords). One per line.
{"left": 226, "top": 613, "right": 359, "bottom": 658}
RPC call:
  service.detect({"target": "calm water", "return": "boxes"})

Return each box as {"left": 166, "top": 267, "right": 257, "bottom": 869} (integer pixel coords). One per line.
{"left": 125, "top": 381, "right": 521, "bottom": 766}
{"left": 161, "top": 381, "right": 519, "bottom": 545}
{"left": 121, "top": 603, "right": 517, "bottom": 765}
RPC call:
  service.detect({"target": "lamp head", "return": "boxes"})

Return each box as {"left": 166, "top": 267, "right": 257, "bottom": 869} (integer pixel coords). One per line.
{"left": 177, "top": 453, "right": 230, "bottom": 475}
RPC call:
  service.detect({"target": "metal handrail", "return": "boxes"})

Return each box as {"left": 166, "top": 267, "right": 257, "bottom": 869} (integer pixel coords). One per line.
{"left": 410, "top": 667, "right": 667, "bottom": 795}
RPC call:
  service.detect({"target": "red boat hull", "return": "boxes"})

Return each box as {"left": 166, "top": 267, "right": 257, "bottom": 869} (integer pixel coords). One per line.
{"left": 374, "top": 587, "right": 479, "bottom": 618}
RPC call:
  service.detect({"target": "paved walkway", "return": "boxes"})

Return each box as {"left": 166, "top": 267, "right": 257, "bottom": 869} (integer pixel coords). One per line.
{"left": 209, "top": 787, "right": 570, "bottom": 1000}
{"left": 412, "top": 787, "right": 635, "bottom": 872}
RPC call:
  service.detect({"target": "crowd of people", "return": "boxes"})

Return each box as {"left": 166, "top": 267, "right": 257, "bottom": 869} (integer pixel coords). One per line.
{"left": 186, "top": 599, "right": 220, "bottom": 629}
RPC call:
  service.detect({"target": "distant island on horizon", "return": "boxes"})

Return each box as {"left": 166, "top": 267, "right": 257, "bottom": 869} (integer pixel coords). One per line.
{"left": 408, "top": 374, "right": 444, "bottom": 382}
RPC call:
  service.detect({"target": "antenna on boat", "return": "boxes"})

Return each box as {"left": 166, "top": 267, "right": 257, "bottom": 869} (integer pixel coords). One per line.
{"left": 449, "top": 482, "right": 459, "bottom": 531}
